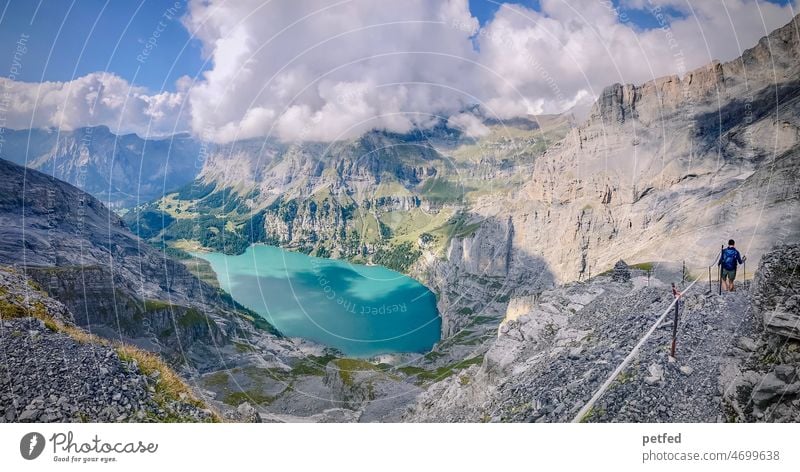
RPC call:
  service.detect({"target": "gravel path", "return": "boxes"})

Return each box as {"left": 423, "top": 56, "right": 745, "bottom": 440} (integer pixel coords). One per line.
{"left": 589, "top": 290, "right": 758, "bottom": 422}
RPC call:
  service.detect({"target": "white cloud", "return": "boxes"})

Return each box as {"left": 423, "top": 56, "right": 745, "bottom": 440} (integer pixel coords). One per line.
{"left": 475, "top": 0, "right": 798, "bottom": 118}
{"left": 182, "top": 0, "right": 481, "bottom": 142}
{"left": 0, "top": 72, "right": 187, "bottom": 137}
{"left": 447, "top": 112, "right": 490, "bottom": 138}
{"left": 182, "top": 0, "right": 797, "bottom": 142}
{"left": 2, "top": 0, "right": 796, "bottom": 141}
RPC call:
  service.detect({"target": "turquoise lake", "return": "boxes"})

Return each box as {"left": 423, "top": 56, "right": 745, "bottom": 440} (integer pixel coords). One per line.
{"left": 196, "top": 245, "right": 441, "bottom": 357}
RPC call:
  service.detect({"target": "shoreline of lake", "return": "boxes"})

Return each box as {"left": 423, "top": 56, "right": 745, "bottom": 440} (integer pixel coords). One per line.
{"left": 193, "top": 244, "right": 441, "bottom": 357}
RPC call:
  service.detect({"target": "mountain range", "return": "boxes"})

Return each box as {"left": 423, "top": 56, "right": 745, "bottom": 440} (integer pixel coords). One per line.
{"left": 1, "top": 14, "right": 798, "bottom": 423}
{"left": 0, "top": 126, "right": 201, "bottom": 208}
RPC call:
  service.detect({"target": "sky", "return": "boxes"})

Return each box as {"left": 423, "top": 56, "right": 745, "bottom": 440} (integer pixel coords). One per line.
{"left": 0, "top": 0, "right": 796, "bottom": 141}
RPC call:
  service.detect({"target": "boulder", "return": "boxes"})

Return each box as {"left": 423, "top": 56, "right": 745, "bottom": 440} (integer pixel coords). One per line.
{"left": 644, "top": 363, "right": 664, "bottom": 385}
{"left": 753, "top": 244, "right": 800, "bottom": 340}
{"left": 773, "top": 365, "right": 798, "bottom": 384}
{"left": 612, "top": 260, "right": 631, "bottom": 282}
{"left": 751, "top": 372, "right": 800, "bottom": 407}
{"left": 236, "top": 402, "right": 262, "bottom": 423}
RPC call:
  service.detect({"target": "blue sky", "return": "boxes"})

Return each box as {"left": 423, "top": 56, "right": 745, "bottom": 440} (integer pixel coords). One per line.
{"left": 0, "top": 0, "right": 206, "bottom": 91}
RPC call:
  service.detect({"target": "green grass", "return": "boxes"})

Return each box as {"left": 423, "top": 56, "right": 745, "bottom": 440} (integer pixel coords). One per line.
{"left": 117, "top": 345, "right": 220, "bottom": 422}
{"left": 223, "top": 390, "right": 274, "bottom": 407}
{"left": 397, "top": 366, "right": 427, "bottom": 376}
{"left": 203, "top": 371, "right": 231, "bottom": 388}
{"left": 630, "top": 262, "right": 655, "bottom": 271}
{"left": 291, "top": 354, "right": 337, "bottom": 376}
{"left": 374, "top": 179, "right": 412, "bottom": 198}
{"left": 332, "top": 358, "right": 379, "bottom": 386}
{"left": 178, "top": 308, "right": 209, "bottom": 328}
{"left": 418, "top": 177, "right": 468, "bottom": 203}
{"left": 432, "top": 212, "right": 484, "bottom": 246}
{"left": 579, "top": 406, "right": 605, "bottom": 423}
{"left": 381, "top": 207, "right": 454, "bottom": 250}
{"left": 143, "top": 299, "right": 173, "bottom": 312}
{"left": 403, "top": 356, "right": 484, "bottom": 383}
{"left": 423, "top": 350, "right": 444, "bottom": 361}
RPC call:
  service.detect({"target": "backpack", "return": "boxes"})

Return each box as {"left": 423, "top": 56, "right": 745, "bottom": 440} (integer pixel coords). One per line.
{"left": 721, "top": 248, "right": 738, "bottom": 270}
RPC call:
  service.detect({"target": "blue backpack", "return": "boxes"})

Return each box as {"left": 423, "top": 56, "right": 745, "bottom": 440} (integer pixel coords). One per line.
{"left": 721, "top": 248, "right": 739, "bottom": 270}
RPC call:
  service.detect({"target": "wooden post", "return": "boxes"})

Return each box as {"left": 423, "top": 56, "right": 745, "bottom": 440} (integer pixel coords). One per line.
{"left": 708, "top": 266, "right": 711, "bottom": 293}
{"left": 718, "top": 245, "right": 723, "bottom": 295}
{"left": 743, "top": 260, "right": 747, "bottom": 291}
{"left": 671, "top": 283, "right": 680, "bottom": 357}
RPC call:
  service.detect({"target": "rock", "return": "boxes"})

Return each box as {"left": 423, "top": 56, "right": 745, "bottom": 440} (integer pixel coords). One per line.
{"left": 751, "top": 373, "right": 800, "bottom": 407}
{"left": 763, "top": 310, "right": 800, "bottom": 340}
{"left": 612, "top": 260, "right": 631, "bottom": 283}
{"left": 754, "top": 244, "right": 800, "bottom": 340}
{"left": 568, "top": 347, "right": 583, "bottom": 360}
{"left": 735, "top": 337, "right": 759, "bottom": 352}
{"left": 773, "top": 365, "right": 798, "bottom": 384}
{"left": 679, "top": 366, "right": 693, "bottom": 376}
{"left": 236, "top": 402, "right": 262, "bottom": 423}
{"left": 18, "top": 409, "right": 40, "bottom": 421}
{"left": 644, "top": 364, "right": 664, "bottom": 385}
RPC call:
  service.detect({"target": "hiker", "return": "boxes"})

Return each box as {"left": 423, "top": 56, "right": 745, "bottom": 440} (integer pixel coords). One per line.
{"left": 719, "top": 239, "right": 746, "bottom": 292}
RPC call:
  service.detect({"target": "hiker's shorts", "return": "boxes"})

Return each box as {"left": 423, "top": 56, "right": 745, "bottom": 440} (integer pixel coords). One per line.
{"left": 721, "top": 268, "right": 737, "bottom": 281}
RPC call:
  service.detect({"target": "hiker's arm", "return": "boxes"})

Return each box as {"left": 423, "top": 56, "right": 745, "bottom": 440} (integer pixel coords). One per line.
{"left": 737, "top": 251, "right": 743, "bottom": 264}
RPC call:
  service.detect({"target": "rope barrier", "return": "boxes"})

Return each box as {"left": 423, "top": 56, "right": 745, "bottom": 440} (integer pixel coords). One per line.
{"left": 570, "top": 278, "right": 699, "bottom": 423}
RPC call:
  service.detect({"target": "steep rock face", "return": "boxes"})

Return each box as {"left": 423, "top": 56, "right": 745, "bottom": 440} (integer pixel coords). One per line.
{"left": 721, "top": 244, "right": 800, "bottom": 422}
{"left": 0, "top": 127, "right": 201, "bottom": 207}
{"left": 753, "top": 244, "right": 800, "bottom": 339}
{"left": 445, "top": 218, "right": 512, "bottom": 276}
{"left": 412, "top": 216, "right": 554, "bottom": 339}
{"left": 467, "top": 14, "right": 800, "bottom": 283}
{"left": 25, "top": 266, "right": 226, "bottom": 358}
{"left": 0, "top": 157, "right": 282, "bottom": 370}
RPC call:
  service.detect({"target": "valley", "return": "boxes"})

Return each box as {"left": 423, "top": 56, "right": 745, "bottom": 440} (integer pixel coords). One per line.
{"left": 1, "top": 13, "right": 798, "bottom": 423}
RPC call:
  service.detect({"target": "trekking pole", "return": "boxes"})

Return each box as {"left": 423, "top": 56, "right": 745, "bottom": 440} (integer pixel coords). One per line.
{"left": 670, "top": 283, "right": 680, "bottom": 357}
{"left": 718, "top": 245, "right": 723, "bottom": 295}
{"left": 743, "top": 260, "right": 746, "bottom": 291}
{"left": 682, "top": 261, "right": 686, "bottom": 285}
